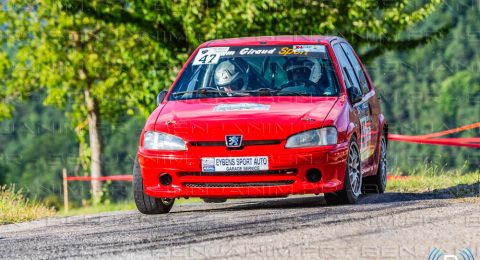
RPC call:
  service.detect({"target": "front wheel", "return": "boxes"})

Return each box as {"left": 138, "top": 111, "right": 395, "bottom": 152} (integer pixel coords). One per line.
{"left": 325, "top": 137, "right": 362, "bottom": 205}
{"left": 133, "top": 156, "right": 174, "bottom": 214}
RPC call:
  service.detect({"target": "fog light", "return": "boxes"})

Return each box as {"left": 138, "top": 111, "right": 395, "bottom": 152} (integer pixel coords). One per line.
{"left": 306, "top": 169, "right": 321, "bottom": 183}
{"left": 159, "top": 173, "right": 172, "bottom": 186}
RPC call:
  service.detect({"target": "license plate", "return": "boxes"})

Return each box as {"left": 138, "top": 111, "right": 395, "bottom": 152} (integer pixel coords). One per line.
{"left": 201, "top": 156, "right": 269, "bottom": 172}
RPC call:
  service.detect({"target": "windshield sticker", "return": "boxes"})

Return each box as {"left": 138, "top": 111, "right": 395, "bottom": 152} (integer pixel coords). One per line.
{"left": 278, "top": 47, "right": 308, "bottom": 56}
{"left": 193, "top": 47, "right": 234, "bottom": 65}
{"left": 213, "top": 103, "right": 271, "bottom": 112}
{"left": 293, "top": 45, "right": 326, "bottom": 53}
{"left": 239, "top": 48, "right": 277, "bottom": 55}
{"left": 193, "top": 46, "right": 325, "bottom": 63}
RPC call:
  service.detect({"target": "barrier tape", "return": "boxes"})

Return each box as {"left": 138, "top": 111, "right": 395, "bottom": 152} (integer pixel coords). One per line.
{"left": 388, "top": 134, "right": 480, "bottom": 148}
{"left": 388, "top": 122, "right": 480, "bottom": 148}
{"left": 65, "top": 175, "right": 132, "bottom": 182}
{"left": 413, "top": 122, "right": 480, "bottom": 139}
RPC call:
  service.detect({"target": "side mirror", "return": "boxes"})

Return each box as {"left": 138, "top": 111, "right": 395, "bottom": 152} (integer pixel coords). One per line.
{"left": 348, "top": 87, "right": 363, "bottom": 104}
{"left": 156, "top": 90, "right": 167, "bottom": 106}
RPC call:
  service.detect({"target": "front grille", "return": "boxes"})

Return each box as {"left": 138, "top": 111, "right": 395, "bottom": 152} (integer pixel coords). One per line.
{"left": 189, "top": 140, "right": 282, "bottom": 147}
{"left": 184, "top": 180, "right": 294, "bottom": 188}
{"left": 179, "top": 169, "right": 297, "bottom": 176}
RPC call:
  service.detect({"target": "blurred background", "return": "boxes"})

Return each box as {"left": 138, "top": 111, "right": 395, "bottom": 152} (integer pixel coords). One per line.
{"left": 0, "top": 0, "right": 478, "bottom": 213}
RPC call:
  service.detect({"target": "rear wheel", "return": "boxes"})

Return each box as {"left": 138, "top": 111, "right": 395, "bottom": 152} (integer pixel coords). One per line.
{"left": 363, "top": 135, "right": 387, "bottom": 193}
{"left": 324, "top": 137, "right": 362, "bottom": 205}
{"left": 133, "top": 157, "right": 174, "bottom": 214}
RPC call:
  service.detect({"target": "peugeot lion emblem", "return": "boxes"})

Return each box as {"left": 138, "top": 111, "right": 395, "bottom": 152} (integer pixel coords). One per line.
{"left": 225, "top": 135, "right": 243, "bottom": 148}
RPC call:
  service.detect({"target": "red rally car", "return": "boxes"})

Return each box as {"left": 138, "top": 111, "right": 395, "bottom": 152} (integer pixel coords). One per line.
{"left": 133, "top": 36, "right": 388, "bottom": 214}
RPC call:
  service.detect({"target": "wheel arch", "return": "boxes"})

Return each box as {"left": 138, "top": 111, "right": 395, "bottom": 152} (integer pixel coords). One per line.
{"left": 346, "top": 122, "right": 360, "bottom": 142}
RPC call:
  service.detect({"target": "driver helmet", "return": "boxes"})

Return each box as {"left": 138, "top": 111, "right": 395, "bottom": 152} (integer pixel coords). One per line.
{"left": 284, "top": 57, "right": 322, "bottom": 83}
{"left": 214, "top": 59, "right": 249, "bottom": 91}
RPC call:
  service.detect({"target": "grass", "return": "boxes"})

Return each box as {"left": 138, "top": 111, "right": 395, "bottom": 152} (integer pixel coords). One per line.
{"left": 387, "top": 166, "right": 480, "bottom": 196}
{"left": 0, "top": 185, "right": 55, "bottom": 225}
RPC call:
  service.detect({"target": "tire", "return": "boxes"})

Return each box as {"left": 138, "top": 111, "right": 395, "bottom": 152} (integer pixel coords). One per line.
{"left": 324, "top": 137, "right": 362, "bottom": 205}
{"left": 202, "top": 198, "right": 227, "bottom": 203}
{"left": 363, "top": 135, "right": 388, "bottom": 194}
{"left": 133, "top": 156, "right": 174, "bottom": 214}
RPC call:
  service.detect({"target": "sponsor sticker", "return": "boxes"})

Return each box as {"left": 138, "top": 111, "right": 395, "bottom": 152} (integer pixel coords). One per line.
{"left": 192, "top": 47, "right": 234, "bottom": 65}
{"left": 202, "top": 158, "right": 216, "bottom": 172}
{"left": 213, "top": 103, "right": 271, "bottom": 112}
{"left": 238, "top": 47, "right": 277, "bottom": 55}
{"left": 278, "top": 47, "right": 309, "bottom": 56}
{"left": 293, "top": 45, "right": 327, "bottom": 53}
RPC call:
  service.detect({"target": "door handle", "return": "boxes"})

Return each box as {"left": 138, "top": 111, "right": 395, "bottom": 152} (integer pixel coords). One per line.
{"left": 368, "top": 103, "right": 373, "bottom": 115}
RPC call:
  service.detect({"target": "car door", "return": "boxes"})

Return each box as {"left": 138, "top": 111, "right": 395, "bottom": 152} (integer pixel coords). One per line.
{"left": 340, "top": 43, "right": 379, "bottom": 171}
{"left": 332, "top": 43, "right": 373, "bottom": 174}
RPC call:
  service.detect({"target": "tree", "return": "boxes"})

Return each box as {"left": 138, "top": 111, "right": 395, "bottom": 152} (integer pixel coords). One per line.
{"left": 63, "top": 0, "right": 449, "bottom": 63}
{"left": 0, "top": 1, "right": 178, "bottom": 202}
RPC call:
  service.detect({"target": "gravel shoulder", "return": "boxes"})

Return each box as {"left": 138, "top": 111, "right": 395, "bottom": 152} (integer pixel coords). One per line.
{"left": 1, "top": 192, "right": 479, "bottom": 259}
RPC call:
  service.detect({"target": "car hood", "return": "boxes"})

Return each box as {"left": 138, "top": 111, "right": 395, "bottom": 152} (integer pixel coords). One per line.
{"left": 154, "top": 96, "right": 339, "bottom": 141}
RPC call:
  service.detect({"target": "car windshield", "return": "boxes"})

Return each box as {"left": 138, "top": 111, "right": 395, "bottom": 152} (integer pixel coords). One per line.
{"left": 168, "top": 45, "right": 341, "bottom": 100}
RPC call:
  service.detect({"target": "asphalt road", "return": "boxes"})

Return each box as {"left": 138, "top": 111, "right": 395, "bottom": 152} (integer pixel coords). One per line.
{"left": 1, "top": 192, "right": 479, "bottom": 259}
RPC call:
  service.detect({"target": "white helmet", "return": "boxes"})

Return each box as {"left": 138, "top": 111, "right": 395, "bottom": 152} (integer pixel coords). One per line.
{"left": 284, "top": 57, "right": 322, "bottom": 83}
{"left": 214, "top": 59, "right": 249, "bottom": 91}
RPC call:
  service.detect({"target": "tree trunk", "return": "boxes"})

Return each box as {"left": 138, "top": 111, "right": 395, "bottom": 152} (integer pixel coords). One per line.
{"left": 84, "top": 88, "right": 103, "bottom": 203}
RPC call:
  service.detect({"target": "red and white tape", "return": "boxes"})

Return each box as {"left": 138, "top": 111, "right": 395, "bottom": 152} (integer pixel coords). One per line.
{"left": 65, "top": 175, "right": 133, "bottom": 182}
{"left": 388, "top": 122, "right": 480, "bottom": 148}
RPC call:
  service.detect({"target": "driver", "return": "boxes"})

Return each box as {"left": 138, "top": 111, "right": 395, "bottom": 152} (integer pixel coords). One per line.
{"left": 214, "top": 59, "right": 250, "bottom": 92}
{"left": 284, "top": 57, "right": 322, "bottom": 85}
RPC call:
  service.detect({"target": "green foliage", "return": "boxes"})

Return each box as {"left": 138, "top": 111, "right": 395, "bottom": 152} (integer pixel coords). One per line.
{"left": 97, "top": 180, "right": 112, "bottom": 205}
{"left": 42, "top": 194, "right": 62, "bottom": 211}
{"left": 64, "top": 0, "right": 446, "bottom": 63}
{"left": 0, "top": 0, "right": 179, "bottom": 119}
{"left": 371, "top": 0, "right": 480, "bottom": 172}
{"left": 0, "top": 99, "right": 76, "bottom": 199}
{"left": 0, "top": 101, "right": 143, "bottom": 202}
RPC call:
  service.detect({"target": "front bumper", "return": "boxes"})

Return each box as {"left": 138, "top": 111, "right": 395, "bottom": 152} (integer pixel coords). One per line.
{"left": 137, "top": 142, "right": 349, "bottom": 198}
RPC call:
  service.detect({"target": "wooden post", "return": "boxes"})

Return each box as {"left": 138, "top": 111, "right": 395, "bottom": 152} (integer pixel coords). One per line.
{"left": 63, "top": 168, "right": 69, "bottom": 214}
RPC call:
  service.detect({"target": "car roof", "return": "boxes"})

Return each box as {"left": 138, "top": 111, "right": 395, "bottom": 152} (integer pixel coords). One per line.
{"left": 201, "top": 35, "right": 342, "bottom": 47}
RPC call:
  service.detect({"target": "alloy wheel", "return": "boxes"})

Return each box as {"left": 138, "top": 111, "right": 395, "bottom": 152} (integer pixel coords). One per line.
{"left": 379, "top": 138, "right": 387, "bottom": 189}
{"left": 348, "top": 142, "right": 362, "bottom": 197}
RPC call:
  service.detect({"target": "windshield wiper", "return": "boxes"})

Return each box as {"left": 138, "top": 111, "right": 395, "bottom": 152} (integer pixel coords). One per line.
{"left": 238, "top": 88, "right": 279, "bottom": 96}
{"left": 240, "top": 88, "right": 311, "bottom": 96}
{"left": 275, "top": 91, "right": 311, "bottom": 96}
{"left": 172, "top": 88, "right": 230, "bottom": 97}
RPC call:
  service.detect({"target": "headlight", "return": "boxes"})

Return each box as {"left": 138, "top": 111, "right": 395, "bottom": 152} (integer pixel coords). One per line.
{"left": 285, "top": 127, "right": 337, "bottom": 148}
{"left": 143, "top": 131, "right": 187, "bottom": 151}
